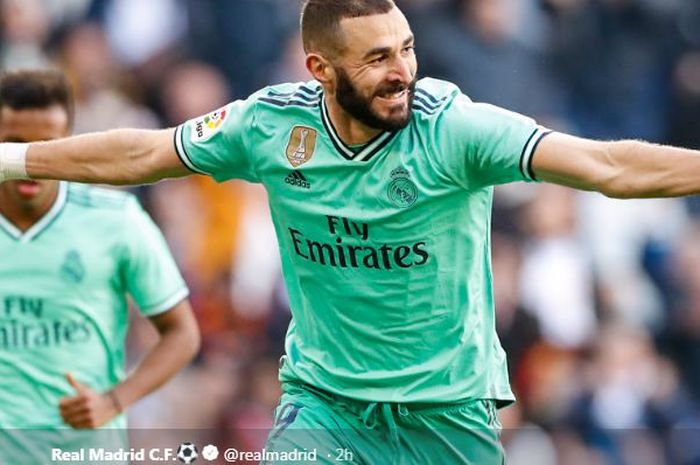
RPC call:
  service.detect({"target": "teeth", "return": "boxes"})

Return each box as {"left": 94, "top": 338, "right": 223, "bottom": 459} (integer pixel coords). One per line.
{"left": 384, "top": 90, "right": 405, "bottom": 99}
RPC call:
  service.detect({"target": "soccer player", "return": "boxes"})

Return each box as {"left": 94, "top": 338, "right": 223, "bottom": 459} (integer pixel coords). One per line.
{"left": 0, "top": 70, "right": 199, "bottom": 461}
{"left": 2, "top": 1, "right": 700, "bottom": 463}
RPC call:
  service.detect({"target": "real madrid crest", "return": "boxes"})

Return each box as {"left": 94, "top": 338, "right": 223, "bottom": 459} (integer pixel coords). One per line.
{"left": 387, "top": 167, "right": 418, "bottom": 208}
{"left": 60, "top": 250, "right": 85, "bottom": 284}
{"left": 285, "top": 126, "right": 317, "bottom": 168}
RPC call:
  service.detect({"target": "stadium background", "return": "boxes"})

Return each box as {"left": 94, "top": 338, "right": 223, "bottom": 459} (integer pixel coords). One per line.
{"left": 3, "top": 0, "right": 700, "bottom": 463}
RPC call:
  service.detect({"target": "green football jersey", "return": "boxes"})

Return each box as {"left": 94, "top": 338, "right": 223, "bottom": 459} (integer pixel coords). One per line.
{"left": 175, "top": 78, "right": 549, "bottom": 404}
{"left": 0, "top": 182, "right": 189, "bottom": 428}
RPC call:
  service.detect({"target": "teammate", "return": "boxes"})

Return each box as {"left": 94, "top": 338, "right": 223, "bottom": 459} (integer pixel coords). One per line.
{"left": 2, "top": 1, "right": 700, "bottom": 463}
{"left": 0, "top": 70, "right": 199, "bottom": 462}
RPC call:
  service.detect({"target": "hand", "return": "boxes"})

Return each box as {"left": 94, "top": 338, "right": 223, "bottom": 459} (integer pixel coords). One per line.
{"left": 58, "top": 373, "right": 121, "bottom": 429}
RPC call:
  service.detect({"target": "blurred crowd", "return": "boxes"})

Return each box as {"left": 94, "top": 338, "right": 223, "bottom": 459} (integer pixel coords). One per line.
{"left": 3, "top": 0, "right": 700, "bottom": 464}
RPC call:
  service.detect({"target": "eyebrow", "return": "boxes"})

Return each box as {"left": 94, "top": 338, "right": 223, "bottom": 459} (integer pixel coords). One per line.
{"left": 363, "top": 35, "right": 414, "bottom": 60}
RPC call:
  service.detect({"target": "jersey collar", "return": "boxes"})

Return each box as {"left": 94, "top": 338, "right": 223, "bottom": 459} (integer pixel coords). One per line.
{"left": 0, "top": 181, "right": 68, "bottom": 243}
{"left": 320, "top": 95, "right": 398, "bottom": 162}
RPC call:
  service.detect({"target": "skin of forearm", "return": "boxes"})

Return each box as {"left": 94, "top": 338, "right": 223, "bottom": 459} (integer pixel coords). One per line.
{"left": 110, "top": 318, "right": 200, "bottom": 411}
{"left": 25, "top": 128, "right": 180, "bottom": 185}
{"left": 535, "top": 134, "right": 700, "bottom": 199}
{"left": 602, "top": 140, "right": 700, "bottom": 199}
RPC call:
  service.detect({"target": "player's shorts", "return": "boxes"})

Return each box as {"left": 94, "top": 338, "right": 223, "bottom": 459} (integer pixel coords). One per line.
{"left": 262, "top": 382, "right": 505, "bottom": 465}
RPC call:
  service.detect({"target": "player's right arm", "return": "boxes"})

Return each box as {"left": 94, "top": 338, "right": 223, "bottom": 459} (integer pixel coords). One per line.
{"left": 59, "top": 299, "right": 199, "bottom": 429}
{"left": 22, "top": 128, "right": 189, "bottom": 185}
{"left": 2, "top": 96, "right": 260, "bottom": 186}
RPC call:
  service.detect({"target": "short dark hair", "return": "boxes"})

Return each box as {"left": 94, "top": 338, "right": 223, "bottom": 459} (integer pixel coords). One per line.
{"left": 0, "top": 69, "right": 74, "bottom": 129}
{"left": 300, "top": 0, "right": 396, "bottom": 56}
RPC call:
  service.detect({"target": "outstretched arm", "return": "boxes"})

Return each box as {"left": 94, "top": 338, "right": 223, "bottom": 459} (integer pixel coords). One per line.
{"left": 2, "top": 128, "right": 191, "bottom": 185}
{"left": 532, "top": 132, "right": 700, "bottom": 199}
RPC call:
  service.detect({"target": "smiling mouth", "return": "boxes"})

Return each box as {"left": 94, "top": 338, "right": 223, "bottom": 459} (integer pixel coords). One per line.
{"left": 380, "top": 89, "right": 408, "bottom": 100}
{"left": 376, "top": 88, "right": 410, "bottom": 104}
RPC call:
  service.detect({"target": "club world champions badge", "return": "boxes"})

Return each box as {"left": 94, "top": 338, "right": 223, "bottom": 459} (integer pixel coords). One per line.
{"left": 387, "top": 167, "right": 418, "bottom": 208}
{"left": 285, "top": 126, "right": 317, "bottom": 167}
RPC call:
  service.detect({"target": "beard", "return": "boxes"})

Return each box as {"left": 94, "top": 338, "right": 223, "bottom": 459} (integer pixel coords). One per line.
{"left": 335, "top": 67, "right": 416, "bottom": 131}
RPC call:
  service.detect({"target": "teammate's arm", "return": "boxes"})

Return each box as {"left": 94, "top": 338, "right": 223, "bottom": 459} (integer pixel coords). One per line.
{"left": 14, "top": 128, "right": 188, "bottom": 185}
{"left": 59, "top": 300, "right": 200, "bottom": 428}
{"left": 532, "top": 132, "right": 700, "bottom": 198}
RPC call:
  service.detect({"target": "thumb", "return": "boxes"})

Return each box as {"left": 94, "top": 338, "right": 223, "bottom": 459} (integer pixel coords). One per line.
{"left": 65, "top": 373, "right": 89, "bottom": 394}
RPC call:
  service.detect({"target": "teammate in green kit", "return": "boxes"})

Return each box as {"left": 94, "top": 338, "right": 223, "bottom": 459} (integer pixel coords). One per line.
{"left": 0, "top": 70, "right": 199, "bottom": 461}
{"left": 3, "top": 0, "right": 700, "bottom": 463}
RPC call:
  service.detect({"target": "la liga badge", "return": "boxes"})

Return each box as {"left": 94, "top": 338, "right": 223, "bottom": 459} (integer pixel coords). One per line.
{"left": 191, "top": 105, "right": 229, "bottom": 142}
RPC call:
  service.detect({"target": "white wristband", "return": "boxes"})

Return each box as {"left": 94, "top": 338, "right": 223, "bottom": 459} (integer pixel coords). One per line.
{"left": 0, "top": 143, "right": 29, "bottom": 180}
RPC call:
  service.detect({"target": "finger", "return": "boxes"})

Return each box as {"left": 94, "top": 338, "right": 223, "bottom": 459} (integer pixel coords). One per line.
{"left": 58, "top": 396, "right": 77, "bottom": 408}
{"left": 58, "top": 402, "right": 90, "bottom": 413}
{"left": 59, "top": 401, "right": 90, "bottom": 418}
{"left": 64, "top": 415, "right": 93, "bottom": 429}
{"left": 61, "top": 407, "right": 91, "bottom": 424}
{"left": 65, "top": 373, "right": 88, "bottom": 394}
{"left": 58, "top": 395, "right": 86, "bottom": 410}
{"left": 64, "top": 412, "right": 100, "bottom": 429}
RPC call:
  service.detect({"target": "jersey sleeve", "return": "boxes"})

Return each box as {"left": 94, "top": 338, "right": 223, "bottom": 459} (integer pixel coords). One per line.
{"left": 173, "top": 95, "right": 260, "bottom": 183}
{"left": 121, "top": 197, "right": 189, "bottom": 316}
{"left": 436, "top": 94, "right": 551, "bottom": 189}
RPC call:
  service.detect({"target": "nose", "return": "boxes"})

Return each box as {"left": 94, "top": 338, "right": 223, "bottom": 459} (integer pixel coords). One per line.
{"left": 389, "top": 55, "right": 413, "bottom": 84}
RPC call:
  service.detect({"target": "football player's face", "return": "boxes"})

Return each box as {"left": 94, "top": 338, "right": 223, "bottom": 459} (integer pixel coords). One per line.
{"left": 333, "top": 7, "right": 417, "bottom": 131}
{"left": 0, "top": 105, "right": 68, "bottom": 209}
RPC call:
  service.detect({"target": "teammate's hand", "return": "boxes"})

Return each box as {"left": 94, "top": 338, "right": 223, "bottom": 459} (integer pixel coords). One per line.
{"left": 58, "top": 373, "right": 120, "bottom": 429}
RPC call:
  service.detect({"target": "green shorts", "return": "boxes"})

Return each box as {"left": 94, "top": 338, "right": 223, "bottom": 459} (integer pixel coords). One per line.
{"left": 262, "top": 382, "right": 505, "bottom": 465}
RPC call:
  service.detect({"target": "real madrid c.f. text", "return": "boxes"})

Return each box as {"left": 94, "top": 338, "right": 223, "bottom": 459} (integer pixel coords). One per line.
{"left": 51, "top": 447, "right": 178, "bottom": 462}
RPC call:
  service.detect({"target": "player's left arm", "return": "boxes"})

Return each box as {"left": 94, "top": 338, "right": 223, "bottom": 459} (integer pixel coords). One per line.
{"left": 532, "top": 132, "right": 700, "bottom": 198}
{"left": 59, "top": 300, "right": 200, "bottom": 429}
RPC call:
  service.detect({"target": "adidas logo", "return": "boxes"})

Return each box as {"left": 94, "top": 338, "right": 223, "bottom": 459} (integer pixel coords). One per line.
{"left": 284, "top": 170, "right": 311, "bottom": 189}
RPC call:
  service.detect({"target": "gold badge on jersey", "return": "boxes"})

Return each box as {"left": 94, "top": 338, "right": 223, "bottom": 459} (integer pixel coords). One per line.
{"left": 285, "top": 126, "right": 317, "bottom": 167}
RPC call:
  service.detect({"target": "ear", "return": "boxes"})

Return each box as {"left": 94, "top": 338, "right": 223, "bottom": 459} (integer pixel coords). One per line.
{"left": 306, "top": 53, "right": 334, "bottom": 84}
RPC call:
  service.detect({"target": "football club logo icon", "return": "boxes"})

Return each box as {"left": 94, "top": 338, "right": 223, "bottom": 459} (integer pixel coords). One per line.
{"left": 285, "top": 126, "right": 317, "bottom": 167}
{"left": 60, "top": 250, "right": 85, "bottom": 284}
{"left": 191, "top": 105, "right": 230, "bottom": 142}
{"left": 387, "top": 167, "right": 418, "bottom": 208}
